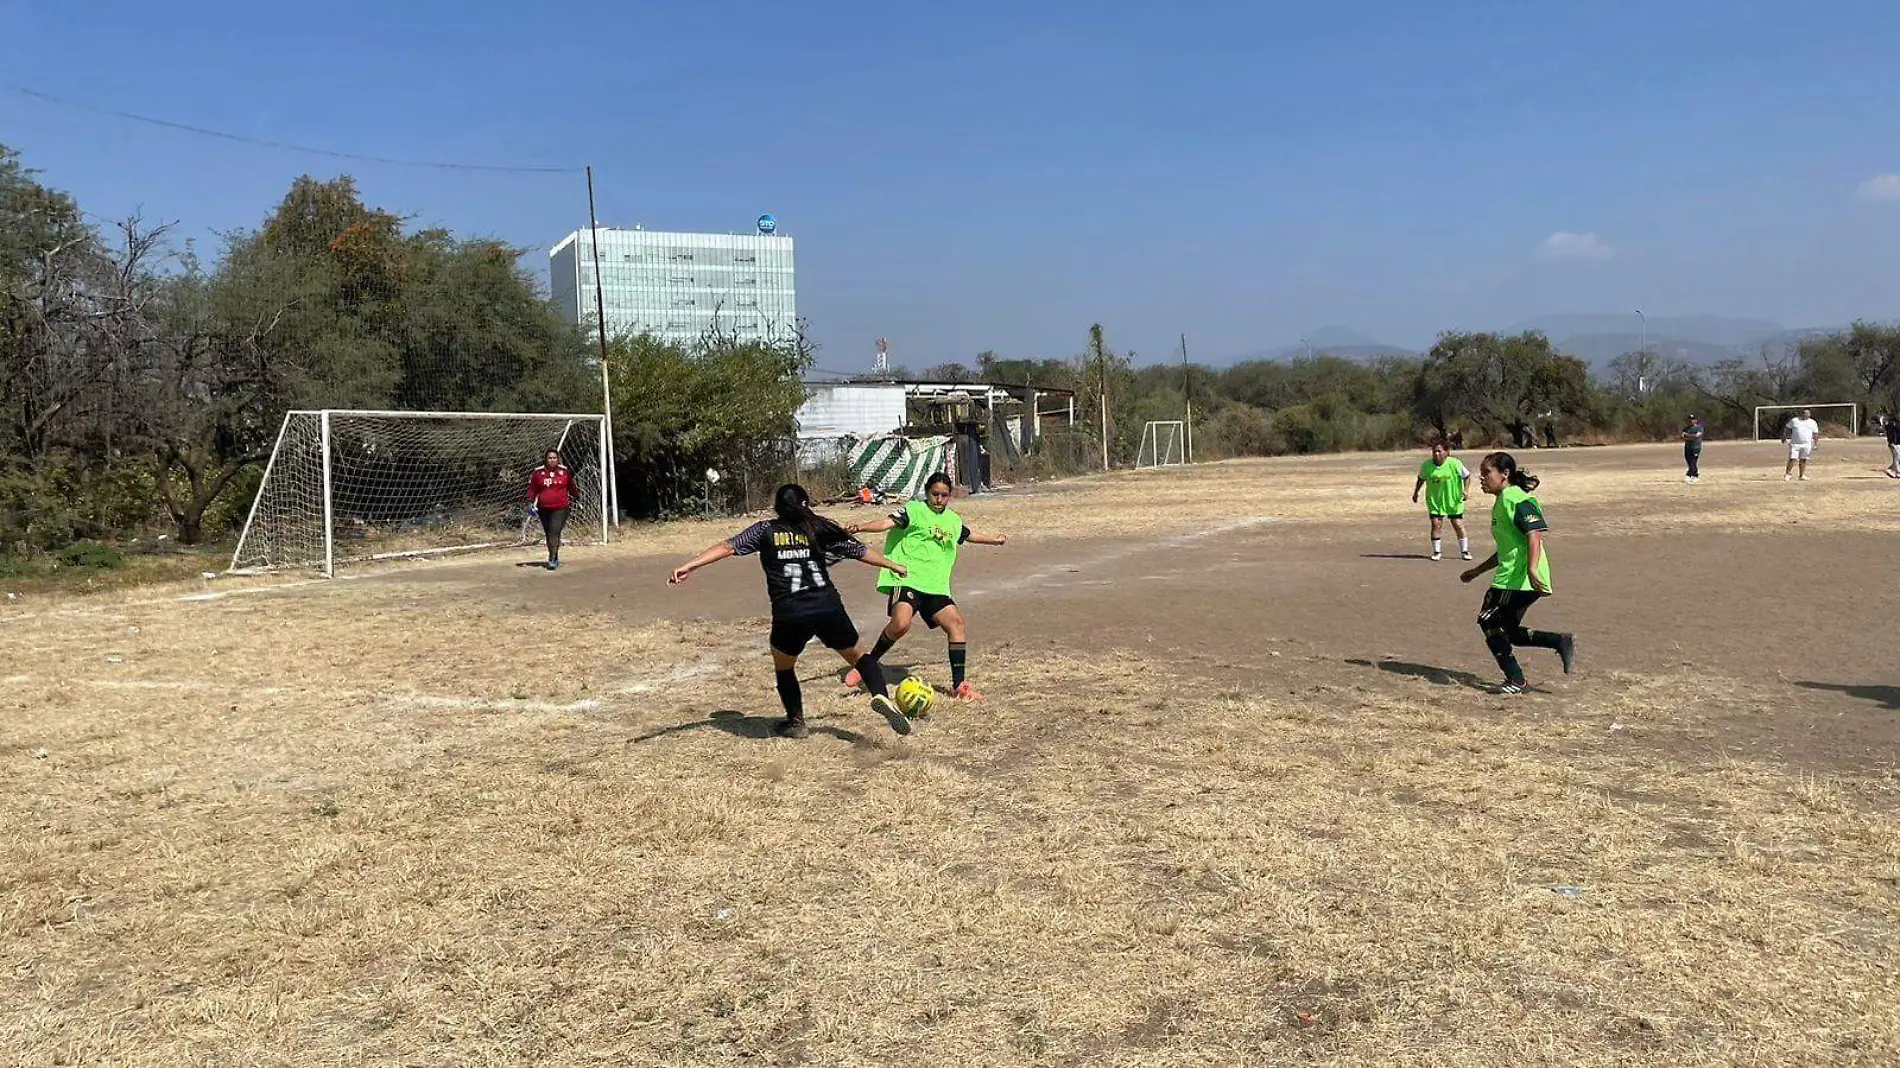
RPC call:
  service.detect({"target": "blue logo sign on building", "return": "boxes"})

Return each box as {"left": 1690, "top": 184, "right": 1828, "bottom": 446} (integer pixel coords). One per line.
{"left": 756, "top": 214, "right": 777, "bottom": 235}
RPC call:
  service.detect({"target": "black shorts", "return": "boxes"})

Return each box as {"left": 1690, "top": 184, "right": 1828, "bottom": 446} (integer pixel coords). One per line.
{"left": 888, "top": 586, "right": 957, "bottom": 629}
{"left": 1478, "top": 587, "right": 1543, "bottom": 630}
{"left": 1428, "top": 511, "right": 1464, "bottom": 521}
{"left": 768, "top": 607, "right": 860, "bottom": 657}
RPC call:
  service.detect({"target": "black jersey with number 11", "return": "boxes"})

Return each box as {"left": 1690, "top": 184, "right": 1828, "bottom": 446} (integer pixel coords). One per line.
{"left": 726, "top": 520, "right": 866, "bottom": 617}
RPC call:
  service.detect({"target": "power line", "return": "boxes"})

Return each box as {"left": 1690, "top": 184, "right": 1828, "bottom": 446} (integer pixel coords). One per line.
{"left": 5, "top": 84, "right": 582, "bottom": 175}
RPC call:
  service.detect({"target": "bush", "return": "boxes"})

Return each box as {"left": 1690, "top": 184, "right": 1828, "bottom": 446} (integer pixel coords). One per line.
{"left": 54, "top": 541, "right": 125, "bottom": 571}
{"left": 0, "top": 453, "right": 166, "bottom": 556}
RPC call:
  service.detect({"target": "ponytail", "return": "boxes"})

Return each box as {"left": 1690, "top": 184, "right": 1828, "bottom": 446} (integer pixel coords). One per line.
{"left": 772, "top": 483, "right": 853, "bottom": 556}
{"left": 1482, "top": 451, "right": 1540, "bottom": 492}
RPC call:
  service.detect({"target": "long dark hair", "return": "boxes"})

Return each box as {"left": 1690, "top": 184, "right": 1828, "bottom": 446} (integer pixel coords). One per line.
{"left": 773, "top": 483, "right": 853, "bottom": 555}
{"left": 925, "top": 472, "right": 953, "bottom": 494}
{"left": 1482, "top": 451, "right": 1540, "bottom": 492}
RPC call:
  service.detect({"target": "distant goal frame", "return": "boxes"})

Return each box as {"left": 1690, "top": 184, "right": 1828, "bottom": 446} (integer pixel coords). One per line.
{"left": 230, "top": 410, "right": 611, "bottom": 578}
{"left": 1137, "top": 420, "right": 1187, "bottom": 468}
{"left": 1752, "top": 403, "right": 1858, "bottom": 442}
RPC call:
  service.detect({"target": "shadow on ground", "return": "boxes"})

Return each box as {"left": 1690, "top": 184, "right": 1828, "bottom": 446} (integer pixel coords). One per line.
{"left": 631, "top": 709, "right": 865, "bottom": 744}
{"left": 1345, "top": 657, "right": 1493, "bottom": 691}
{"left": 1794, "top": 681, "right": 1900, "bottom": 711}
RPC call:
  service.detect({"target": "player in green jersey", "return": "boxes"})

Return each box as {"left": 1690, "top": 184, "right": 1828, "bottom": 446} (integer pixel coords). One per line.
{"left": 1411, "top": 440, "right": 1472, "bottom": 561}
{"left": 1460, "top": 452, "right": 1576, "bottom": 694}
{"left": 842, "top": 473, "right": 1010, "bottom": 700}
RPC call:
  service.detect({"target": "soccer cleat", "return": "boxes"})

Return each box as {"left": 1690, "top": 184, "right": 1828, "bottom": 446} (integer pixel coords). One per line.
{"left": 1799, "top": 475, "right": 1810, "bottom": 481}
{"left": 953, "top": 681, "right": 984, "bottom": 701}
{"left": 1430, "top": 552, "right": 1442, "bottom": 562}
{"left": 842, "top": 668, "right": 863, "bottom": 690}
{"left": 546, "top": 560, "right": 559, "bottom": 571}
{"left": 1557, "top": 634, "right": 1576, "bottom": 675}
{"left": 773, "top": 716, "right": 810, "bottom": 739}
{"left": 1460, "top": 551, "right": 1473, "bottom": 561}
{"left": 1493, "top": 681, "right": 1528, "bottom": 695}
{"left": 1784, "top": 474, "right": 1793, "bottom": 481}
{"left": 870, "top": 694, "right": 911, "bottom": 736}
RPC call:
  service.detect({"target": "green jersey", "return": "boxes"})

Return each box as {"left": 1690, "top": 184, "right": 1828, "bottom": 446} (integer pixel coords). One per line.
{"left": 877, "top": 500, "right": 967, "bottom": 596}
{"left": 1490, "top": 485, "right": 1552, "bottom": 592}
{"left": 1418, "top": 456, "right": 1470, "bottom": 516}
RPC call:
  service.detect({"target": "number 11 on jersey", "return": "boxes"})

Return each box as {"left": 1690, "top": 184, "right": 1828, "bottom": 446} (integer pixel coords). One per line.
{"left": 783, "top": 561, "right": 826, "bottom": 593}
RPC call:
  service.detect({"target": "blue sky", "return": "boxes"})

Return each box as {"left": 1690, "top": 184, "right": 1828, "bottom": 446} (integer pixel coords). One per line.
{"left": 7, "top": 0, "right": 1900, "bottom": 366}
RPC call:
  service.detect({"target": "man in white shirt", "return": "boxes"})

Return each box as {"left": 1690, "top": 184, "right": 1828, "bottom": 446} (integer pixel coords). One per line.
{"left": 1783, "top": 407, "right": 1820, "bottom": 482}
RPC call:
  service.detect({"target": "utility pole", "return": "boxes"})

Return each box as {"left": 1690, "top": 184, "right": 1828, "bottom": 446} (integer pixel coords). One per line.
{"left": 585, "top": 165, "right": 618, "bottom": 524}
{"left": 1090, "top": 324, "right": 1110, "bottom": 470}
{"left": 1181, "top": 333, "right": 1193, "bottom": 463}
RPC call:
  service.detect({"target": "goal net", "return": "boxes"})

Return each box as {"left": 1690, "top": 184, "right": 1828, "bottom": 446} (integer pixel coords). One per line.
{"left": 1137, "top": 420, "right": 1186, "bottom": 468}
{"left": 1753, "top": 403, "right": 1858, "bottom": 441}
{"left": 231, "top": 411, "right": 609, "bottom": 576}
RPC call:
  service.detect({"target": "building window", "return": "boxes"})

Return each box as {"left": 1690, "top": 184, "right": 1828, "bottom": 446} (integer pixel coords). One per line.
{"left": 735, "top": 277, "right": 758, "bottom": 286}
{"left": 734, "top": 253, "right": 756, "bottom": 263}
{"left": 669, "top": 275, "right": 693, "bottom": 284}
{"left": 665, "top": 321, "right": 691, "bottom": 330}
{"left": 670, "top": 251, "right": 694, "bottom": 262}
{"left": 736, "top": 298, "right": 759, "bottom": 308}
{"left": 671, "top": 298, "right": 696, "bottom": 307}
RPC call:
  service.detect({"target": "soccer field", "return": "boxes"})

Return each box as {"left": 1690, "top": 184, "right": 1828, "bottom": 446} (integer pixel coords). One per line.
{"left": 4, "top": 440, "right": 1897, "bottom": 1066}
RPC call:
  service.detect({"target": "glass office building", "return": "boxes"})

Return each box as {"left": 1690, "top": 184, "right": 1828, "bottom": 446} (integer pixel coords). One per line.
{"left": 549, "top": 227, "right": 797, "bottom": 346}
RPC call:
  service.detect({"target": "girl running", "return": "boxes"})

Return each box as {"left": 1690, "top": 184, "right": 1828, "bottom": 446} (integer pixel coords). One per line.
{"left": 527, "top": 449, "right": 573, "bottom": 571}
{"left": 1460, "top": 452, "right": 1576, "bottom": 694}
{"left": 1412, "top": 440, "right": 1471, "bottom": 561}
{"left": 668, "top": 483, "right": 908, "bottom": 738}
{"left": 842, "top": 473, "right": 1009, "bottom": 700}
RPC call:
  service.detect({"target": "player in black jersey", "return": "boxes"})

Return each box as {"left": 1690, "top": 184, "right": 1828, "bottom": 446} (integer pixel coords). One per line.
{"left": 669, "top": 483, "right": 909, "bottom": 738}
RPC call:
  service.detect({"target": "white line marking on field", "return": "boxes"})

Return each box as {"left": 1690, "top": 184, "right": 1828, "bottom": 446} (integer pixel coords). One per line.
{"left": 5, "top": 674, "right": 598, "bottom": 715}
{"left": 961, "top": 515, "right": 1273, "bottom": 598}
{"left": 615, "top": 659, "right": 729, "bottom": 695}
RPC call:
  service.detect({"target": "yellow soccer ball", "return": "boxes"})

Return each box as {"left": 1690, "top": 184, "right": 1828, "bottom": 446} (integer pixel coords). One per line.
{"left": 894, "top": 676, "right": 936, "bottom": 718}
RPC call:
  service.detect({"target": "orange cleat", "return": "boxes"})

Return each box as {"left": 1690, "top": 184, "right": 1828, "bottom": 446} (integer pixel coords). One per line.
{"left": 842, "top": 668, "right": 863, "bottom": 690}
{"left": 952, "top": 681, "right": 984, "bottom": 701}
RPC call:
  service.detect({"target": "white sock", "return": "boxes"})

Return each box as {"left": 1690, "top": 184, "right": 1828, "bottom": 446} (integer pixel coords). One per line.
{"left": 1458, "top": 537, "right": 1469, "bottom": 554}
{"left": 1431, "top": 538, "right": 1443, "bottom": 556}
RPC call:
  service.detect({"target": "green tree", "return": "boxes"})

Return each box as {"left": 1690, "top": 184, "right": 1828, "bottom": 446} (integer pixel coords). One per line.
{"left": 1411, "top": 331, "right": 1591, "bottom": 442}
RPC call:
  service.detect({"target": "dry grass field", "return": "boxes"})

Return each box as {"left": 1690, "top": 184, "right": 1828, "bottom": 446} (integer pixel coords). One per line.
{"left": 4, "top": 439, "right": 1897, "bottom": 1066}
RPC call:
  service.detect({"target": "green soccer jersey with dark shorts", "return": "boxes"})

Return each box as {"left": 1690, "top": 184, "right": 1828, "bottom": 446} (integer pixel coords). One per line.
{"left": 1418, "top": 456, "right": 1469, "bottom": 516}
{"left": 1491, "top": 485, "right": 1552, "bottom": 592}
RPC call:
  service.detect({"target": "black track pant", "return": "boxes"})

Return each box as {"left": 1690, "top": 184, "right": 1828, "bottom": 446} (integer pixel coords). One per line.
{"left": 538, "top": 506, "right": 569, "bottom": 561}
{"left": 1685, "top": 445, "right": 1700, "bottom": 478}
{"left": 1477, "top": 588, "right": 1564, "bottom": 685}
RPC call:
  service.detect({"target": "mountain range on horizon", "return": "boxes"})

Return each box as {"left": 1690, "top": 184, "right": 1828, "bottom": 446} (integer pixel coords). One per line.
{"left": 1229, "top": 314, "right": 1862, "bottom": 371}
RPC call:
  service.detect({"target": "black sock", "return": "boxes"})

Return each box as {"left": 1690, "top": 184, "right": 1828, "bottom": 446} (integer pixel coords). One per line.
{"left": 948, "top": 642, "right": 968, "bottom": 688}
{"left": 774, "top": 668, "right": 803, "bottom": 721}
{"left": 1484, "top": 630, "right": 1525, "bottom": 685}
{"left": 855, "top": 654, "right": 889, "bottom": 698}
{"left": 869, "top": 631, "right": 898, "bottom": 662}
{"left": 1525, "top": 630, "right": 1566, "bottom": 650}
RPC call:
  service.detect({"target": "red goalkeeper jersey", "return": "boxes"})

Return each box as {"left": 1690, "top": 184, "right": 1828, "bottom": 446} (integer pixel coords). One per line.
{"left": 529, "top": 465, "right": 573, "bottom": 510}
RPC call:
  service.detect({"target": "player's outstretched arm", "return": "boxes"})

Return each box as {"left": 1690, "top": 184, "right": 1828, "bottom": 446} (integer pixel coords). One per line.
{"left": 847, "top": 518, "right": 898, "bottom": 535}
{"left": 669, "top": 541, "right": 735, "bottom": 584}
{"left": 966, "top": 532, "right": 1009, "bottom": 546}
{"left": 857, "top": 550, "right": 907, "bottom": 577}
{"left": 1460, "top": 553, "right": 1500, "bottom": 584}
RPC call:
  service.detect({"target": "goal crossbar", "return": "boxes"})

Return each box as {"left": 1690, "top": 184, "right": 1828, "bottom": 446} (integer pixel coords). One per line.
{"left": 1753, "top": 403, "right": 1858, "bottom": 441}
{"left": 231, "top": 410, "right": 610, "bottom": 577}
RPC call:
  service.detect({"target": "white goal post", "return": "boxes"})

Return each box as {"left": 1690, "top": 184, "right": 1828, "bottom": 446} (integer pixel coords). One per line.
{"left": 231, "top": 411, "right": 610, "bottom": 577}
{"left": 1753, "top": 403, "right": 1858, "bottom": 441}
{"left": 1137, "top": 420, "right": 1187, "bottom": 468}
